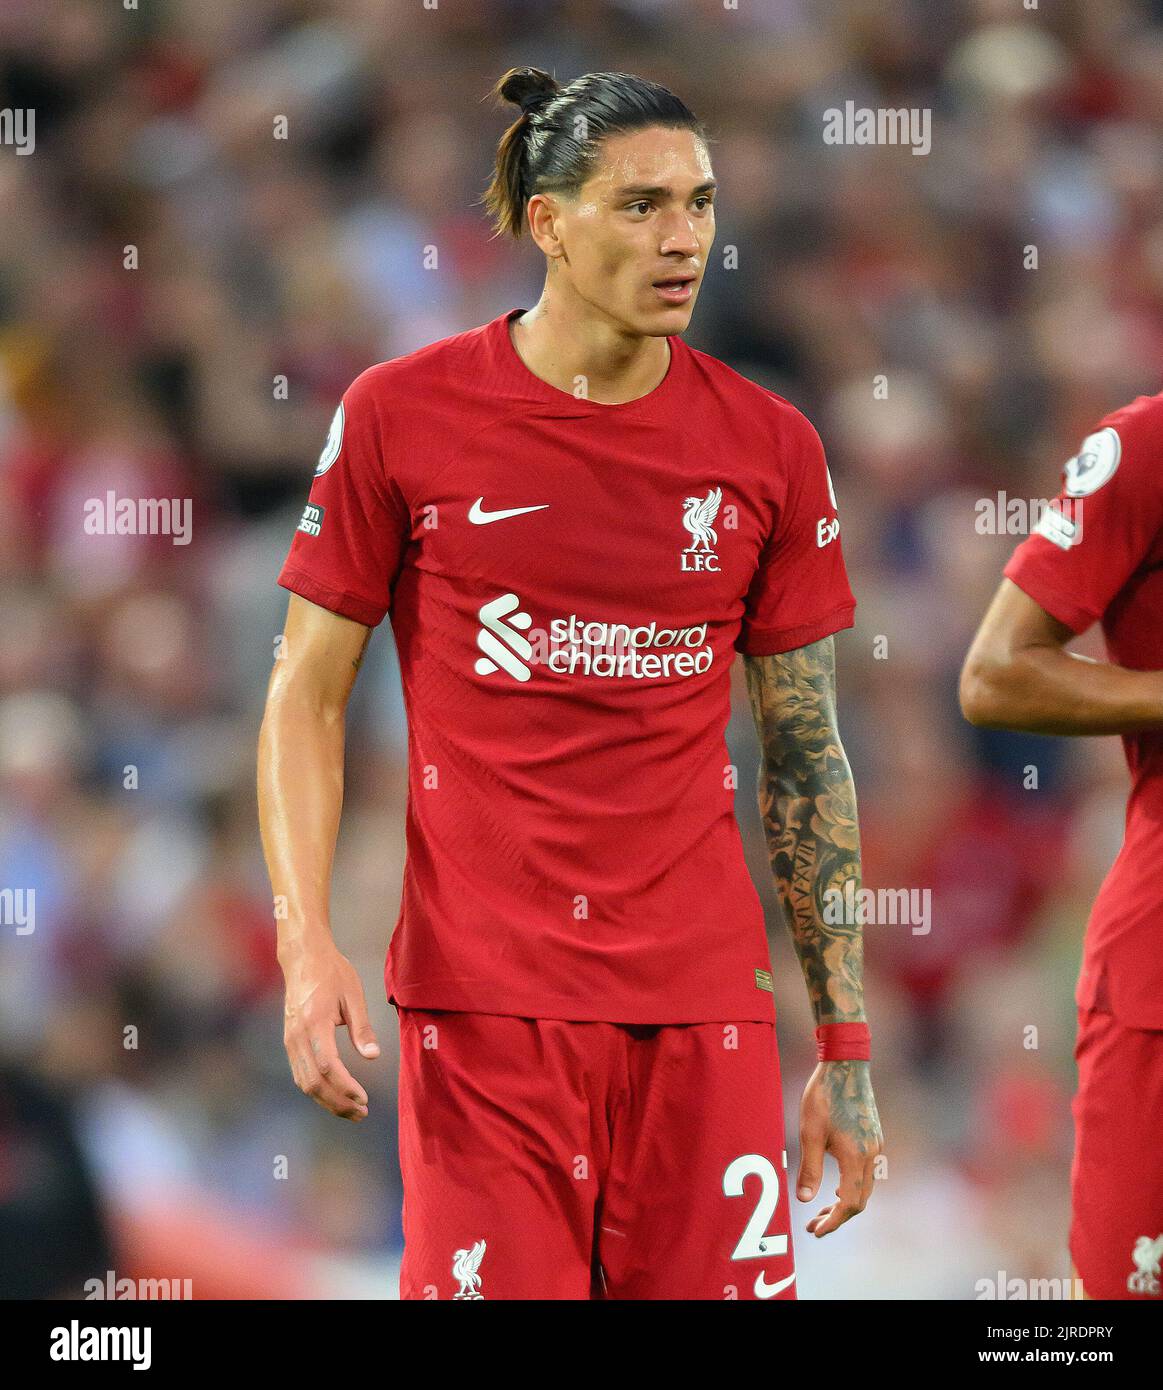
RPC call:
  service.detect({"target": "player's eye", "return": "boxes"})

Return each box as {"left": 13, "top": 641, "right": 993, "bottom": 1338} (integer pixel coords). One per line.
{"left": 694, "top": 195, "right": 713, "bottom": 211}
{"left": 628, "top": 200, "right": 652, "bottom": 216}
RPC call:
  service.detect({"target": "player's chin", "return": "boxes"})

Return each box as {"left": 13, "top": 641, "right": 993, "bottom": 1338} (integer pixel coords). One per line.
{"left": 640, "top": 287, "right": 699, "bottom": 330}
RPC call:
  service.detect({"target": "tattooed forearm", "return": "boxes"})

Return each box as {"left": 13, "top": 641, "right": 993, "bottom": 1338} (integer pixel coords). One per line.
{"left": 744, "top": 637, "right": 864, "bottom": 1025}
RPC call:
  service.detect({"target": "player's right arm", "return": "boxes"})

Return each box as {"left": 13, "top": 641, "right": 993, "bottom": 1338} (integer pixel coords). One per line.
{"left": 258, "top": 592, "right": 381, "bottom": 1121}
{"left": 260, "top": 367, "right": 408, "bottom": 1120}
{"left": 960, "top": 578, "right": 1163, "bottom": 735}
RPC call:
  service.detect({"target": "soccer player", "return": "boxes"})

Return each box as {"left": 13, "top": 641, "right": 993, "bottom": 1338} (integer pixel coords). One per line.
{"left": 961, "top": 396, "right": 1163, "bottom": 1300}
{"left": 258, "top": 66, "right": 882, "bottom": 1301}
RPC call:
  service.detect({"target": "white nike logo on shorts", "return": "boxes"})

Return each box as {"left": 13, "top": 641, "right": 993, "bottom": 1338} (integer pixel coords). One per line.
{"left": 753, "top": 1269, "right": 796, "bottom": 1299}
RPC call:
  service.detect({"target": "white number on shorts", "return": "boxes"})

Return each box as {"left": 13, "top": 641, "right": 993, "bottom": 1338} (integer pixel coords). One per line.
{"left": 722, "top": 1153, "right": 788, "bottom": 1261}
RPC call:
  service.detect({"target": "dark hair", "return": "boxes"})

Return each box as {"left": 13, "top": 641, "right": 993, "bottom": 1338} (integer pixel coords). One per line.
{"left": 481, "top": 66, "right": 708, "bottom": 240}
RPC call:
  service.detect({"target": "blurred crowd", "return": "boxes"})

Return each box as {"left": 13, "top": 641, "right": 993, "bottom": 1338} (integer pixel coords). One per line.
{"left": 2, "top": 0, "right": 1161, "bottom": 1298}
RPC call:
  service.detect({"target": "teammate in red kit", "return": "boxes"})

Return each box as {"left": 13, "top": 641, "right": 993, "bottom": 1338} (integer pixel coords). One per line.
{"left": 259, "top": 66, "right": 882, "bottom": 1300}
{"left": 961, "top": 393, "right": 1163, "bottom": 1300}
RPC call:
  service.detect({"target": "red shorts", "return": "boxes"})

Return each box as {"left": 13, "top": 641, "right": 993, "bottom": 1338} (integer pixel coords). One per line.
{"left": 1070, "top": 1006, "right": 1163, "bottom": 1300}
{"left": 396, "top": 1009, "right": 796, "bottom": 1300}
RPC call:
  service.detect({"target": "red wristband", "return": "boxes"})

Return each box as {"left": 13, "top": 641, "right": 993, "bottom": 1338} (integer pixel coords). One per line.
{"left": 816, "top": 1022, "right": 871, "bottom": 1061}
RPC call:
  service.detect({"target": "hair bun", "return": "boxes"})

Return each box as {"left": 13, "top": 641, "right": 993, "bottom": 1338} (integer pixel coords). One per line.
{"left": 500, "top": 66, "right": 558, "bottom": 118}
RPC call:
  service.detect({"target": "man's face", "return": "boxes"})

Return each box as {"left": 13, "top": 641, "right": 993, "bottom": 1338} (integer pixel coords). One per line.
{"left": 534, "top": 126, "right": 716, "bottom": 336}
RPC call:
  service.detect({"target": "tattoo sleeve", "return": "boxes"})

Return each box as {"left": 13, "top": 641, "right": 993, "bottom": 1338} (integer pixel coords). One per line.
{"left": 743, "top": 637, "right": 865, "bottom": 1025}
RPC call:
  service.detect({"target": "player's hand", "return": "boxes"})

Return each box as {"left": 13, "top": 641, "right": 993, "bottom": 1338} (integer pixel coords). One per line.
{"left": 280, "top": 941, "right": 380, "bottom": 1121}
{"left": 797, "top": 1060, "right": 883, "bottom": 1237}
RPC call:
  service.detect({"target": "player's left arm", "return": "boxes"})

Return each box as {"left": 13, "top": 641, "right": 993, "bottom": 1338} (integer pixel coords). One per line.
{"left": 744, "top": 637, "right": 883, "bottom": 1237}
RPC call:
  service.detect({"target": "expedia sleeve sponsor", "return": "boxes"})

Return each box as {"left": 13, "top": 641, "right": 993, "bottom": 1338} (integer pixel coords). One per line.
{"left": 736, "top": 410, "right": 856, "bottom": 656}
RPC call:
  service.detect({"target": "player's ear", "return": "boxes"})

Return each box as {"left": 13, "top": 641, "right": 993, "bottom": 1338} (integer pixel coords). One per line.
{"left": 530, "top": 191, "right": 574, "bottom": 261}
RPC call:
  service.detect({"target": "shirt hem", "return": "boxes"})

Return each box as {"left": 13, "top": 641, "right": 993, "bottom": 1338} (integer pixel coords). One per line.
{"left": 386, "top": 979, "right": 777, "bottom": 1027}
{"left": 1003, "top": 561, "right": 1097, "bottom": 635}
{"left": 278, "top": 566, "right": 388, "bottom": 628}
{"left": 736, "top": 603, "right": 856, "bottom": 657}
{"left": 1076, "top": 968, "right": 1163, "bottom": 1033}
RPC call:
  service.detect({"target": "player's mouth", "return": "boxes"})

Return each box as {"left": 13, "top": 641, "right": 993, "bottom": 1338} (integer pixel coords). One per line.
{"left": 651, "top": 274, "right": 697, "bottom": 304}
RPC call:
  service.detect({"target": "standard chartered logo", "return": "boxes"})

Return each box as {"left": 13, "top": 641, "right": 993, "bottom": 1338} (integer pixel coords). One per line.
{"left": 474, "top": 592, "right": 535, "bottom": 682}
{"left": 473, "top": 592, "right": 713, "bottom": 684}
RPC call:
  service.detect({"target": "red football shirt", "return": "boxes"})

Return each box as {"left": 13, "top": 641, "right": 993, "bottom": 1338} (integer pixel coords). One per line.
{"left": 278, "top": 308, "right": 856, "bottom": 1023}
{"left": 1004, "top": 392, "right": 1163, "bottom": 1030}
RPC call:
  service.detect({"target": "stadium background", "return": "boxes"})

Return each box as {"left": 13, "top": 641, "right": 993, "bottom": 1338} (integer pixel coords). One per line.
{"left": 1, "top": 0, "right": 1159, "bottom": 1298}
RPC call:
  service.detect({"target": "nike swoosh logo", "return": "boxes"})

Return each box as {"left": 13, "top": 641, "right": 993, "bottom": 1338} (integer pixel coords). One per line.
{"left": 468, "top": 498, "right": 549, "bottom": 525}
{"left": 753, "top": 1270, "right": 796, "bottom": 1299}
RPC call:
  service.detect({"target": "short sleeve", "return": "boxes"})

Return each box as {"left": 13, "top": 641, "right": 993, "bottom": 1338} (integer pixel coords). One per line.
{"left": 1003, "top": 400, "right": 1163, "bottom": 635}
{"left": 736, "top": 412, "right": 856, "bottom": 656}
{"left": 277, "top": 367, "right": 410, "bottom": 628}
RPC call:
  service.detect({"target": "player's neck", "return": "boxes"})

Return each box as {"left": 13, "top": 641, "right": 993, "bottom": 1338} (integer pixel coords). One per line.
{"left": 509, "top": 299, "right": 672, "bottom": 406}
